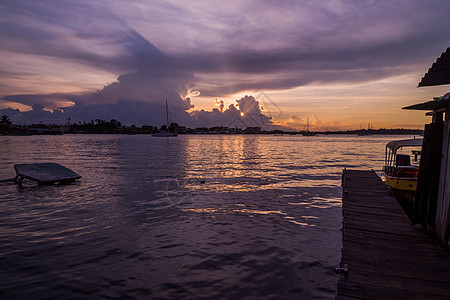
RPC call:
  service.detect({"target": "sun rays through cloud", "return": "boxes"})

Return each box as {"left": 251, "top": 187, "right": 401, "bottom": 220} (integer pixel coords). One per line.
{"left": 1, "top": 0, "right": 450, "bottom": 129}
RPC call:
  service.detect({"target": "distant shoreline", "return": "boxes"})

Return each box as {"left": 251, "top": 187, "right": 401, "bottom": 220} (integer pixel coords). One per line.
{"left": 0, "top": 118, "right": 424, "bottom": 136}
{"left": 1, "top": 128, "right": 424, "bottom": 136}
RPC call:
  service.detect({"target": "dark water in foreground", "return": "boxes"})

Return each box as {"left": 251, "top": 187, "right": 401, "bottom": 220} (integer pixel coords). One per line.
{"left": 0, "top": 134, "right": 414, "bottom": 299}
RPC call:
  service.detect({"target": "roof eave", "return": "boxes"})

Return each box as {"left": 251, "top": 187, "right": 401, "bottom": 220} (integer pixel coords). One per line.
{"left": 418, "top": 47, "right": 450, "bottom": 87}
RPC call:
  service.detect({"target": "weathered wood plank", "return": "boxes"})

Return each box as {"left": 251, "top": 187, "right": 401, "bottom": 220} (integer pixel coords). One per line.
{"left": 341, "top": 246, "right": 450, "bottom": 278}
{"left": 340, "top": 270, "right": 450, "bottom": 296}
{"left": 342, "top": 219, "right": 426, "bottom": 237}
{"left": 343, "top": 210, "right": 410, "bottom": 225}
{"left": 342, "top": 228, "right": 443, "bottom": 253}
{"left": 338, "top": 281, "right": 449, "bottom": 300}
{"left": 342, "top": 206, "right": 406, "bottom": 219}
{"left": 336, "top": 170, "right": 450, "bottom": 299}
{"left": 339, "top": 258, "right": 450, "bottom": 281}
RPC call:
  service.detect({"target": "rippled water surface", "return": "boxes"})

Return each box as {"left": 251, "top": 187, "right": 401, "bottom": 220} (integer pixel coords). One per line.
{"left": 0, "top": 134, "right": 416, "bottom": 299}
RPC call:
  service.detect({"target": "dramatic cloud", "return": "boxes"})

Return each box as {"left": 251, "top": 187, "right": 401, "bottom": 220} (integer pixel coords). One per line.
{"left": 1, "top": 0, "right": 449, "bottom": 128}
{"left": 287, "top": 115, "right": 341, "bottom": 131}
{"left": 190, "top": 95, "right": 274, "bottom": 128}
{"left": 215, "top": 98, "right": 225, "bottom": 113}
{"left": 1, "top": 95, "right": 276, "bottom": 129}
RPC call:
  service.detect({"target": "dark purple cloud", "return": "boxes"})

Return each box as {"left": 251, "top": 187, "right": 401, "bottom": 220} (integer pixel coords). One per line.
{"left": 1, "top": 0, "right": 449, "bottom": 126}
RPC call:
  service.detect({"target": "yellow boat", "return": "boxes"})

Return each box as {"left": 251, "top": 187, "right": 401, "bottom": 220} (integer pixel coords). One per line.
{"left": 382, "top": 138, "right": 422, "bottom": 203}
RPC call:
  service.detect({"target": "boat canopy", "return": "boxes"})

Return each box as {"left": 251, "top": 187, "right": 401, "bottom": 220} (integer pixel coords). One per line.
{"left": 386, "top": 138, "right": 423, "bottom": 153}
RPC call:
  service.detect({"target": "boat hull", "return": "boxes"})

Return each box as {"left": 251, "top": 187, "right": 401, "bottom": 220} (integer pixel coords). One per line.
{"left": 384, "top": 176, "right": 417, "bottom": 192}
{"left": 383, "top": 175, "right": 417, "bottom": 219}
{"left": 389, "top": 186, "right": 416, "bottom": 203}
{"left": 383, "top": 175, "right": 417, "bottom": 202}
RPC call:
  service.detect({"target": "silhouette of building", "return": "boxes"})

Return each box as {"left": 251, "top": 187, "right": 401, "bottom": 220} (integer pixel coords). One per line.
{"left": 403, "top": 47, "right": 450, "bottom": 246}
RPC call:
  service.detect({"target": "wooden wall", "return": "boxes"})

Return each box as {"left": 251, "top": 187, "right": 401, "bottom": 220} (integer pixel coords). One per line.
{"left": 436, "top": 106, "right": 450, "bottom": 246}
{"left": 413, "top": 122, "right": 443, "bottom": 228}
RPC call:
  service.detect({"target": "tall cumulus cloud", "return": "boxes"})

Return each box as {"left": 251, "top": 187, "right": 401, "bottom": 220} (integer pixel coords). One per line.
{"left": 1, "top": 0, "right": 450, "bottom": 128}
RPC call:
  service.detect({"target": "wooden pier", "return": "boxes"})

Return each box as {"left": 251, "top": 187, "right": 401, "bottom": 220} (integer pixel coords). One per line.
{"left": 336, "top": 169, "right": 450, "bottom": 299}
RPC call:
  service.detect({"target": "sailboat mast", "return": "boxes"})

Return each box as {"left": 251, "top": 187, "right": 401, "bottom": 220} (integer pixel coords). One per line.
{"left": 165, "top": 99, "right": 169, "bottom": 127}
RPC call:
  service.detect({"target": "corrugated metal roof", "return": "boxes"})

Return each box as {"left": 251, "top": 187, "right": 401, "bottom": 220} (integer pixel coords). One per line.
{"left": 403, "top": 97, "right": 450, "bottom": 111}
{"left": 418, "top": 47, "right": 450, "bottom": 87}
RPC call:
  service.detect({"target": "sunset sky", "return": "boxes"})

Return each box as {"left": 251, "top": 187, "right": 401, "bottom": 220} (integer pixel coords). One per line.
{"left": 1, "top": 0, "right": 449, "bottom": 130}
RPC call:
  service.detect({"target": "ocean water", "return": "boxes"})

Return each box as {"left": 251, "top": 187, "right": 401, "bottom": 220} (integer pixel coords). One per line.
{"left": 0, "top": 134, "right": 417, "bottom": 299}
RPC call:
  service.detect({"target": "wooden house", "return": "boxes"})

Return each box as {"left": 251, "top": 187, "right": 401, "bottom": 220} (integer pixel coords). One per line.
{"left": 403, "top": 47, "right": 450, "bottom": 246}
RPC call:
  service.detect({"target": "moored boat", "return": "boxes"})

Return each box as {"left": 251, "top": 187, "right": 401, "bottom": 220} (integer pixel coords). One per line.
{"left": 302, "top": 117, "right": 317, "bottom": 136}
{"left": 152, "top": 100, "right": 178, "bottom": 137}
{"left": 382, "top": 138, "right": 422, "bottom": 203}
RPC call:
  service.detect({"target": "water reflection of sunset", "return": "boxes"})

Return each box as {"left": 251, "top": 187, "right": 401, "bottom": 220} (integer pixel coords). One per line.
{"left": 0, "top": 134, "right": 422, "bottom": 299}
{"left": 183, "top": 134, "right": 400, "bottom": 195}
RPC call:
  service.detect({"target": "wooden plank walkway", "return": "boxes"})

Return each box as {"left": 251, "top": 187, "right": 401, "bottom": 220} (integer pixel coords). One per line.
{"left": 336, "top": 169, "right": 450, "bottom": 300}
